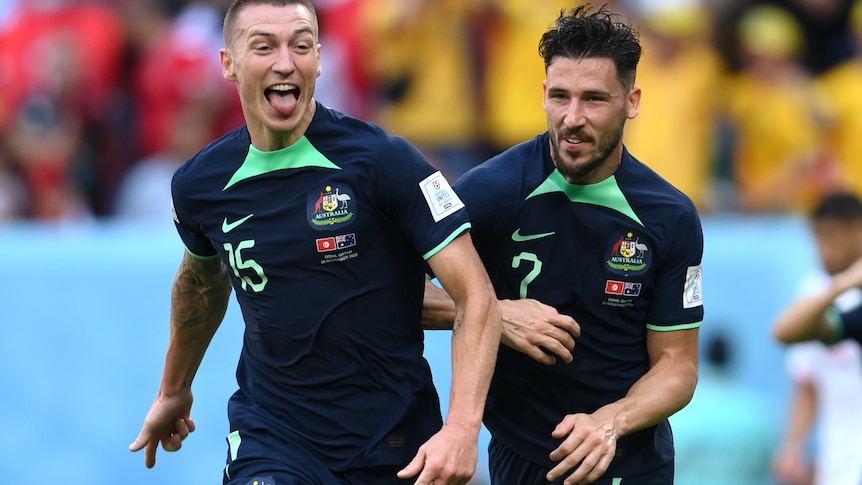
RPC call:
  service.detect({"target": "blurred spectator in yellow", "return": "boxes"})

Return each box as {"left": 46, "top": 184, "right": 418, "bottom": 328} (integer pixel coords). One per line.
{"left": 623, "top": 2, "right": 726, "bottom": 212}
{"left": 474, "top": 0, "right": 578, "bottom": 161}
{"left": 721, "top": 4, "right": 834, "bottom": 213}
{"left": 772, "top": 0, "right": 856, "bottom": 75}
{"left": 812, "top": 0, "right": 862, "bottom": 201}
{"left": 359, "top": 0, "right": 485, "bottom": 181}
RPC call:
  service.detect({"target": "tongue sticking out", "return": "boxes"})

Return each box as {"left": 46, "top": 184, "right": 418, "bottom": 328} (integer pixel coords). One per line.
{"left": 267, "top": 90, "right": 299, "bottom": 116}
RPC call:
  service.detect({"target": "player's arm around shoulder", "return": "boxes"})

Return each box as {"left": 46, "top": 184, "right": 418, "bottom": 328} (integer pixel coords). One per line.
{"left": 400, "top": 232, "right": 501, "bottom": 485}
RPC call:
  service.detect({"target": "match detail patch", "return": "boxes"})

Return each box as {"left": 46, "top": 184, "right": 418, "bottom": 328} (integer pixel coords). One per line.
{"left": 683, "top": 264, "right": 703, "bottom": 309}
{"left": 419, "top": 171, "right": 464, "bottom": 222}
{"left": 605, "top": 280, "right": 642, "bottom": 296}
{"left": 316, "top": 233, "right": 356, "bottom": 252}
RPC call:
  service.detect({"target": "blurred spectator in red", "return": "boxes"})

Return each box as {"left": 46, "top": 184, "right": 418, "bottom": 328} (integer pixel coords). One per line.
{"left": 0, "top": 141, "right": 27, "bottom": 221}
{"left": 0, "top": 0, "right": 124, "bottom": 132}
{"left": 3, "top": 95, "right": 94, "bottom": 220}
{"left": 0, "top": 0, "right": 125, "bottom": 220}
{"left": 120, "top": 0, "right": 242, "bottom": 160}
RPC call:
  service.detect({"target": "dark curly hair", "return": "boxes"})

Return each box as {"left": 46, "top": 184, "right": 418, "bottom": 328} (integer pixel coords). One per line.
{"left": 538, "top": 4, "right": 642, "bottom": 90}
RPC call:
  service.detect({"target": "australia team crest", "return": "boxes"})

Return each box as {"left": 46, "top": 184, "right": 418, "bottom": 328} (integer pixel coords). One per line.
{"left": 606, "top": 231, "right": 652, "bottom": 276}
{"left": 309, "top": 184, "right": 356, "bottom": 229}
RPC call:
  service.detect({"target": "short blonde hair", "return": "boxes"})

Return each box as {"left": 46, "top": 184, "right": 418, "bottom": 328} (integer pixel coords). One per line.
{"left": 223, "top": 0, "right": 318, "bottom": 48}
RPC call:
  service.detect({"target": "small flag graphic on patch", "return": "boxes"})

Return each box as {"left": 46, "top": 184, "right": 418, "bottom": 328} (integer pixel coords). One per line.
{"left": 623, "top": 282, "right": 642, "bottom": 296}
{"left": 316, "top": 237, "right": 337, "bottom": 252}
{"left": 605, "top": 280, "right": 624, "bottom": 295}
{"left": 336, "top": 233, "right": 356, "bottom": 249}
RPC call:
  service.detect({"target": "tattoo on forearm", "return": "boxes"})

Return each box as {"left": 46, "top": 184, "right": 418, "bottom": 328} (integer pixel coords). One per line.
{"left": 452, "top": 318, "right": 462, "bottom": 337}
{"left": 172, "top": 257, "right": 231, "bottom": 330}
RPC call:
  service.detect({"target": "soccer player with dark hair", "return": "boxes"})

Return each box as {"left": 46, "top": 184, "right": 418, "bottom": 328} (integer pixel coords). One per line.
{"left": 772, "top": 191, "right": 862, "bottom": 485}
{"left": 424, "top": 5, "right": 704, "bottom": 484}
{"left": 128, "top": 1, "right": 501, "bottom": 484}
{"left": 774, "top": 192, "right": 862, "bottom": 347}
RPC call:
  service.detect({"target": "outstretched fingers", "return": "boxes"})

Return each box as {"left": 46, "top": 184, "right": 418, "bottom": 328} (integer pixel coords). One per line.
{"left": 130, "top": 415, "right": 197, "bottom": 468}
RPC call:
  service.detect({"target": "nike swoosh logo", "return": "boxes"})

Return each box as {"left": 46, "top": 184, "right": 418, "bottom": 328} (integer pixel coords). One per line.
{"left": 222, "top": 214, "right": 254, "bottom": 233}
{"left": 511, "top": 228, "right": 556, "bottom": 242}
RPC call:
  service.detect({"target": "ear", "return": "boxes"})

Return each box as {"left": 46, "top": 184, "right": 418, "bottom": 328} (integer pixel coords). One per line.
{"left": 542, "top": 79, "right": 550, "bottom": 111}
{"left": 626, "top": 86, "right": 641, "bottom": 120}
{"left": 221, "top": 48, "right": 237, "bottom": 82}
{"left": 315, "top": 43, "right": 322, "bottom": 78}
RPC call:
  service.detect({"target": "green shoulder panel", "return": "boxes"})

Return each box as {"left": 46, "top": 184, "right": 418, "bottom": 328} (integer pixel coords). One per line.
{"left": 526, "top": 169, "right": 643, "bottom": 226}
{"left": 224, "top": 136, "right": 340, "bottom": 190}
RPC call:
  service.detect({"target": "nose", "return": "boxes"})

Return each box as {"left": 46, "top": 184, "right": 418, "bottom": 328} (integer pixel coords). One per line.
{"left": 272, "top": 46, "right": 295, "bottom": 74}
{"left": 564, "top": 100, "right": 586, "bottom": 128}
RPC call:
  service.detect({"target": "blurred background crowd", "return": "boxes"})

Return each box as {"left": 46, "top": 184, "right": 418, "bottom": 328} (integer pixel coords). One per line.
{"left": 2, "top": 0, "right": 862, "bottom": 223}
{"left": 3, "top": 1, "right": 862, "bottom": 484}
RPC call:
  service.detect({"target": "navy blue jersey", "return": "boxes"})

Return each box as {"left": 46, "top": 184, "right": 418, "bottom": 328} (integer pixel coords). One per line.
{"left": 835, "top": 305, "right": 862, "bottom": 344}
{"left": 171, "top": 103, "right": 470, "bottom": 471}
{"left": 454, "top": 133, "right": 704, "bottom": 476}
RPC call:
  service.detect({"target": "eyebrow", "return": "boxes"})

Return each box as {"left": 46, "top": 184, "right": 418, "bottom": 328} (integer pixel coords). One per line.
{"left": 581, "top": 89, "right": 615, "bottom": 98}
{"left": 548, "top": 85, "right": 614, "bottom": 97}
{"left": 247, "top": 26, "right": 315, "bottom": 40}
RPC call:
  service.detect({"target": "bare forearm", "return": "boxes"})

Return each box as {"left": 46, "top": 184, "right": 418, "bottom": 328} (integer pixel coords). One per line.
{"left": 422, "top": 280, "right": 457, "bottom": 330}
{"left": 772, "top": 287, "right": 841, "bottom": 344}
{"left": 782, "top": 384, "right": 816, "bottom": 449}
{"left": 446, "top": 285, "right": 501, "bottom": 433}
{"left": 595, "top": 329, "right": 698, "bottom": 438}
{"left": 160, "top": 253, "right": 232, "bottom": 395}
{"left": 775, "top": 257, "right": 862, "bottom": 343}
{"left": 426, "top": 234, "right": 501, "bottom": 432}
{"left": 600, "top": 354, "right": 698, "bottom": 438}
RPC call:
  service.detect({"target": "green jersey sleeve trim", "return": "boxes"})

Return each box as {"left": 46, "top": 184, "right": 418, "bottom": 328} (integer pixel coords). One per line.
{"left": 825, "top": 306, "right": 844, "bottom": 344}
{"left": 423, "top": 223, "right": 472, "bottom": 260}
{"left": 527, "top": 170, "right": 643, "bottom": 226}
{"left": 186, "top": 248, "right": 220, "bottom": 260}
{"left": 224, "top": 136, "right": 340, "bottom": 190}
{"left": 646, "top": 321, "right": 703, "bottom": 332}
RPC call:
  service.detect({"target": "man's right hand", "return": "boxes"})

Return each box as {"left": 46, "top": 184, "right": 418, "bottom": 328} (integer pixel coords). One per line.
{"left": 498, "top": 299, "right": 580, "bottom": 365}
{"left": 129, "top": 390, "right": 196, "bottom": 468}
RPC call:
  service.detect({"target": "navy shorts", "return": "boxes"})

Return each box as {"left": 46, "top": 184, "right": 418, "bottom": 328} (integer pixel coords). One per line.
{"left": 488, "top": 437, "right": 673, "bottom": 485}
{"left": 223, "top": 393, "right": 414, "bottom": 485}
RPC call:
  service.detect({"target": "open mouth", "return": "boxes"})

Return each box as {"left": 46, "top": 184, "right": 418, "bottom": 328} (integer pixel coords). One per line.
{"left": 265, "top": 84, "right": 300, "bottom": 115}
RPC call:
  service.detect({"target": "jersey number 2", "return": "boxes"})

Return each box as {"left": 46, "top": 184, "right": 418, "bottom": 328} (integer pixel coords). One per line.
{"left": 512, "top": 252, "right": 542, "bottom": 299}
